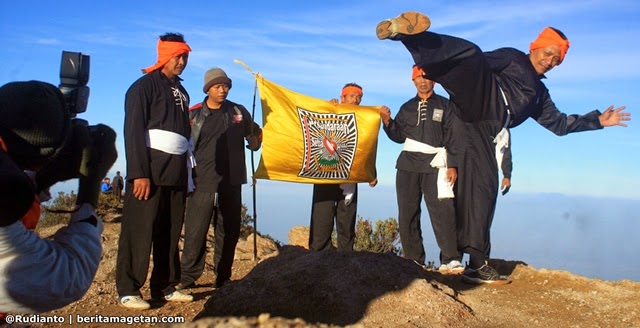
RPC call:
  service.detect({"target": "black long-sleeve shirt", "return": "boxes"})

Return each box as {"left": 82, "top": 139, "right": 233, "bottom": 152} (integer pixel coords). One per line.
{"left": 485, "top": 47, "right": 603, "bottom": 134}
{"left": 123, "top": 70, "right": 191, "bottom": 186}
{"left": 383, "top": 93, "right": 464, "bottom": 174}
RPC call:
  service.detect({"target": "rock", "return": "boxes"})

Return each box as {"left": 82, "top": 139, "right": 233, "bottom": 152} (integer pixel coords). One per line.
{"left": 288, "top": 226, "right": 310, "bottom": 249}
{"left": 235, "top": 233, "right": 279, "bottom": 261}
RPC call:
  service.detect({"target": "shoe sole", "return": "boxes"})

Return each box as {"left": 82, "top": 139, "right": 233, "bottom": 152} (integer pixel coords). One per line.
{"left": 118, "top": 300, "right": 150, "bottom": 310}
{"left": 119, "top": 303, "right": 151, "bottom": 310}
{"left": 376, "top": 11, "right": 431, "bottom": 40}
{"left": 165, "top": 292, "right": 194, "bottom": 302}
{"left": 439, "top": 268, "right": 465, "bottom": 275}
{"left": 165, "top": 297, "right": 194, "bottom": 302}
{"left": 461, "top": 274, "right": 512, "bottom": 285}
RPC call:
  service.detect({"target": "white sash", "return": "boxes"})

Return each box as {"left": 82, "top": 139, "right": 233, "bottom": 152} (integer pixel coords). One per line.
{"left": 145, "top": 129, "right": 197, "bottom": 192}
{"left": 493, "top": 128, "right": 510, "bottom": 172}
{"left": 339, "top": 183, "right": 356, "bottom": 205}
{"left": 403, "top": 138, "right": 454, "bottom": 199}
{"left": 493, "top": 87, "right": 511, "bottom": 171}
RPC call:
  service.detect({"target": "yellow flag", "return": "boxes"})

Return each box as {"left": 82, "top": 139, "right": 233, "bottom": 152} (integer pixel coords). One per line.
{"left": 254, "top": 76, "right": 380, "bottom": 184}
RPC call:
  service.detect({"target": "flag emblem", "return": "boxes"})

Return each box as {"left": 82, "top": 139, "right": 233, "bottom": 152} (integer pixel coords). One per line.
{"left": 298, "top": 108, "right": 357, "bottom": 179}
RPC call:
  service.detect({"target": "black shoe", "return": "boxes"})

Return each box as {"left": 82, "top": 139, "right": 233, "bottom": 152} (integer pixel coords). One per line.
{"left": 462, "top": 262, "right": 510, "bottom": 285}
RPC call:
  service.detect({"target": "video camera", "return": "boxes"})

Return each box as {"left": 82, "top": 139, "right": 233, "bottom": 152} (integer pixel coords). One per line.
{"left": 59, "top": 51, "right": 90, "bottom": 117}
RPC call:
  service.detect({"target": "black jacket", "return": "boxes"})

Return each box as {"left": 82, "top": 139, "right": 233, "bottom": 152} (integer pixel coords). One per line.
{"left": 189, "top": 99, "right": 261, "bottom": 185}
{"left": 486, "top": 47, "right": 603, "bottom": 134}
{"left": 123, "top": 70, "right": 190, "bottom": 186}
{"left": 383, "top": 93, "right": 464, "bottom": 174}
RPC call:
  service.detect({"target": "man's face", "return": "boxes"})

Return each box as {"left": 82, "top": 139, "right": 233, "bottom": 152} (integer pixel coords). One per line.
{"left": 340, "top": 91, "right": 362, "bottom": 105}
{"left": 207, "top": 83, "right": 230, "bottom": 104}
{"left": 529, "top": 45, "right": 561, "bottom": 75}
{"left": 413, "top": 75, "right": 435, "bottom": 94}
{"left": 162, "top": 52, "right": 189, "bottom": 78}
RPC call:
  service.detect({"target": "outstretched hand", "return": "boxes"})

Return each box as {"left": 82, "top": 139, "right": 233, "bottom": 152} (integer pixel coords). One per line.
{"left": 599, "top": 105, "right": 630, "bottom": 127}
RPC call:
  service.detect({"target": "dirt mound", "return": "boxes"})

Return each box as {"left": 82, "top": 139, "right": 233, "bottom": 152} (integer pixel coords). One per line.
{"left": 195, "top": 246, "right": 475, "bottom": 327}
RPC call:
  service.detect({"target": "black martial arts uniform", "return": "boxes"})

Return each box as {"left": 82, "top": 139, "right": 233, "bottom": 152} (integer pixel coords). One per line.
{"left": 116, "top": 69, "right": 191, "bottom": 299}
{"left": 383, "top": 93, "right": 464, "bottom": 265}
{"left": 398, "top": 32, "right": 604, "bottom": 268}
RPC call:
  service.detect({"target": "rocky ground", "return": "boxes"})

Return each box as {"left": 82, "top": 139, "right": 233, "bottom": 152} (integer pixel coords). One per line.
{"left": 27, "top": 210, "right": 640, "bottom": 328}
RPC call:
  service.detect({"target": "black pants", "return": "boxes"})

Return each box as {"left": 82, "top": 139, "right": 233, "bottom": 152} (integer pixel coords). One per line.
{"left": 400, "top": 31, "right": 506, "bottom": 124}
{"left": 180, "top": 191, "right": 217, "bottom": 287}
{"left": 212, "top": 180, "right": 242, "bottom": 285}
{"left": 401, "top": 32, "right": 506, "bottom": 268}
{"left": 454, "top": 122, "right": 501, "bottom": 267}
{"left": 116, "top": 183, "right": 185, "bottom": 298}
{"left": 309, "top": 184, "right": 358, "bottom": 251}
{"left": 396, "top": 170, "right": 459, "bottom": 265}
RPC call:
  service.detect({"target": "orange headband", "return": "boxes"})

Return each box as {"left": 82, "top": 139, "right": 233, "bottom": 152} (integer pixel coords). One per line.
{"left": 341, "top": 86, "right": 363, "bottom": 97}
{"left": 412, "top": 66, "right": 426, "bottom": 80}
{"left": 142, "top": 40, "right": 192, "bottom": 74}
{"left": 530, "top": 27, "right": 570, "bottom": 64}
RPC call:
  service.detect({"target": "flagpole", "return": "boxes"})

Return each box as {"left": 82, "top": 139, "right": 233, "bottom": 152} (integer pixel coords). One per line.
{"left": 250, "top": 77, "right": 258, "bottom": 262}
{"left": 234, "top": 59, "right": 260, "bottom": 263}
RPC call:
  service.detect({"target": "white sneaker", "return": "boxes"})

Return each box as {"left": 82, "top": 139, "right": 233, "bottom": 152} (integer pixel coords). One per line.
{"left": 439, "top": 260, "right": 465, "bottom": 275}
{"left": 164, "top": 290, "right": 194, "bottom": 302}
{"left": 119, "top": 295, "right": 150, "bottom": 310}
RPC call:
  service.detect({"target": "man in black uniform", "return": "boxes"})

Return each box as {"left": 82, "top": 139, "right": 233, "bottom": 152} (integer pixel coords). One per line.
{"left": 308, "top": 83, "right": 381, "bottom": 252}
{"left": 178, "top": 67, "right": 262, "bottom": 290}
{"left": 116, "top": 32, "right": 194, "bottom": 309}
{"left": 376, "top": 11, "right": 630, "bottom": 284}
{"left": 380, "top": 66, "right": 465, "bottom": 274}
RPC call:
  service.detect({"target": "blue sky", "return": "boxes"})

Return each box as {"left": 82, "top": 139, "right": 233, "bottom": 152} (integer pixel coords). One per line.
{"left": 2, "top": 0, "right": 639, "bottom": 278}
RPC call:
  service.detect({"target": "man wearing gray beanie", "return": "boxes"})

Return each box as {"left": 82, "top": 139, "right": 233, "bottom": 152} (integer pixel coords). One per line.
{"left": 177, "top": 67, "right": 262, "bottom": 290}
{"left": 0, "top": 80, "right": 117, "bottom": 313}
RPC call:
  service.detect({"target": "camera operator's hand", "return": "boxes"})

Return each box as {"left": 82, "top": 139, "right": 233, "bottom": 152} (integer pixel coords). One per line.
{"left": 76, "top": 124, "right": 117, "bottom": 208}
{"left": 35, "top": 119, "right": 91, "bottom": 193}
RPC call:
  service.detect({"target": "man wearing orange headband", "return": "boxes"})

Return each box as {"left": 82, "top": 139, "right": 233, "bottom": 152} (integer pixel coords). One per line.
{"left": 116, "top": 32, "right": 193, "bottom": 309}
{"left": 380, "top": 65, "right": 465, "bottom": 275}
{"left": 309, "top": 83, "right": 383, "bottom": 252}
{"left": 377, "top": 11, "right": 630, "bottom": 284}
